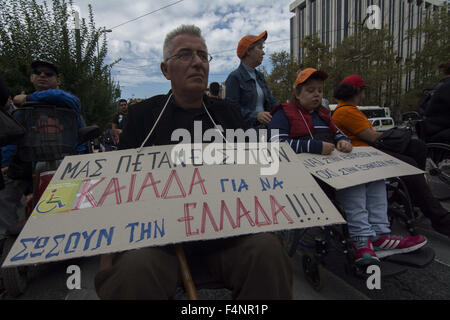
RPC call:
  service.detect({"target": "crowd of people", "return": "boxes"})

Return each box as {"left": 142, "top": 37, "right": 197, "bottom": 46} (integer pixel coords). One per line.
{"left": 0, "top": 23, "right": 449, "bottom": 300}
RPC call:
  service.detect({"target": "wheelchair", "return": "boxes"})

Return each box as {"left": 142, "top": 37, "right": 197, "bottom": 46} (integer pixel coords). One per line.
{"left": 281, "top": 177, "right": 435, "bottom": 291}
{"left": 0, "top": 102, "right": 100, "bottom": 297}
{"left": 415, "top": 121, "right": 450, "bottom": 201}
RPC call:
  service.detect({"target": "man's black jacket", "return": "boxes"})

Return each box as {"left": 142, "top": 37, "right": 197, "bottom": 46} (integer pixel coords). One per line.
{"left": 118, "top": 93, "right": 247, "bottom": 150}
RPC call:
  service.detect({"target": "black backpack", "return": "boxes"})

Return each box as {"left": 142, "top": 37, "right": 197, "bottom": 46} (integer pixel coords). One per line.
{"left": 417, "top": 82, "right": 443, "bottom": 116}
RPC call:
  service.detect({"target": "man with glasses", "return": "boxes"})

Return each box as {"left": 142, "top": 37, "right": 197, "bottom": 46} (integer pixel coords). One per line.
{"left": 225, "top": 31, "right": 278, "bottom": 129}
{"left": 13, "top": 61, "right": 82, "bottom": 122}
{"left": 94, "top": 24, "right": 293, "bottom": 300}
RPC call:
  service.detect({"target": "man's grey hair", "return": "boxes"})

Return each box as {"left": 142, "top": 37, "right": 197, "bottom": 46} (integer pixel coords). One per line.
{"left": 163, "top": 24, "right": 207, "bottom": 61}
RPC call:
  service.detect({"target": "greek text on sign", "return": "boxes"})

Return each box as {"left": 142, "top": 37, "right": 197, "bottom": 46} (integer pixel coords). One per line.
{"left": 297, "top": 146, "right": 423, "bottom": 190}
{"left": 3, "top": 143, "right": 345, "bottom": 267}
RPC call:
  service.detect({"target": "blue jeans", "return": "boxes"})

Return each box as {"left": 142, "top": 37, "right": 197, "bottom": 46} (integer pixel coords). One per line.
{"left": 335, "top": 180, "right": 390, "bottom": 240}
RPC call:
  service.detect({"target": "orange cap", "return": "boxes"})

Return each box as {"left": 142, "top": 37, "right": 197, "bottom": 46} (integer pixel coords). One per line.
{"left": 294, "top": 68, "right": 328, "bottom": 88}
{"left": 237, "top": 31, "right": 268, "bottom": 59}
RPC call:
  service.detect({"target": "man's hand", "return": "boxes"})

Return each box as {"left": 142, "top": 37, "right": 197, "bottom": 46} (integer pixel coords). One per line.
{"left": 13, "top": 91, "right": 27, "bottom": 106}
{"left": 321, "top": 142, "right": 335, "bottom": 155}
{"left": 256, "top": 111, "right": 272, "bottom": 126}
{"left": 337, "top": 140, "right": 353, "bottom": 153}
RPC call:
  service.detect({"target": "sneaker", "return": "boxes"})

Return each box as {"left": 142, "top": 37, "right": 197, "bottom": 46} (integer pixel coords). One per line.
{"left": 372, "top": 235, "right": 427, "bottom": 258}
{"left": 351, "top": 239, "right": 380, "bottom": 265}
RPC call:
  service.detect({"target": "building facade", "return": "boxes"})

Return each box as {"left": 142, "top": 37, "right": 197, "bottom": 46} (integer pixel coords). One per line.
{"left": 290, "top": 0, "right": 444, "bottom": 64}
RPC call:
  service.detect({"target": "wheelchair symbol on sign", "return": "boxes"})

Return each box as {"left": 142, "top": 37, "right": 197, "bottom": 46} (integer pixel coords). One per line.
{"left": 35, "top": 189, "right": 67, "bottom": 214}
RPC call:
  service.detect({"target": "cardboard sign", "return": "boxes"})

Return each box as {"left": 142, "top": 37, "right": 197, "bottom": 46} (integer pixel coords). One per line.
{"left": 297, "top": 146, "right": 423, "bottom": 190}
{"left": 2, "top": 143, "right": 345, "bottom": 267}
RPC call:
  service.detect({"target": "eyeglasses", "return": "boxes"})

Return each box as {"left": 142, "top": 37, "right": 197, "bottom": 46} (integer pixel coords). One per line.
{"left": 33, "top": 69, "right": 56, "bottom": 77}
{"left": 165, "top": 49, "right": 213, "bottom": 63}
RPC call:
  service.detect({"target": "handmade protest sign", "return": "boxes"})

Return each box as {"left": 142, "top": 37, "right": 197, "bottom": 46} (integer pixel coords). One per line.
{"left": 297, "top": 146, "right": 423, "bottom": 190}
{"left": 2, "top": 142, "right": 345, "bottom": 267}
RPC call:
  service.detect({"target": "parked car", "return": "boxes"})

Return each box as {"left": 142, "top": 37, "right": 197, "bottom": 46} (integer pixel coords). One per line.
{"left": 369, "top": 117, "right": 395, "bottom": 132}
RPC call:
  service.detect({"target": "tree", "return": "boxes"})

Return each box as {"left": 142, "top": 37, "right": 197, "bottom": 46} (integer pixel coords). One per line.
{"left": 401, "top": 4, "right": 450, "bottom": 112}
{"left": 299, "top": 35, "right": 333, "bottom": 101}
{"left": 263, "top": 27, "right": 399, "bottom": 113}
{"left": 331, "top": 23, "right": 399, "bottom": 112}
{"left": 263, "top": 51, "right": 301, "bottom": 103}
{"left": 0, "top": 0, "right": 120, "bottom": 127}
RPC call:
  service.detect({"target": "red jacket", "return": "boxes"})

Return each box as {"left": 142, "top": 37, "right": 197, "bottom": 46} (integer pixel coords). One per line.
{"left": 270, "top": 100, "right": 337, "bottom": 138}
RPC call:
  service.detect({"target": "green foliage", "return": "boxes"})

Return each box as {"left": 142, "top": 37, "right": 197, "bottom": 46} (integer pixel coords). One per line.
{"left": 262, "top": 51, "right": 301, "bottom": 103}
{"left": 401, "top": 5, "right": 450, "bottom": 113}
{"left": 331, "top": 23, "right": 399, "bottom": 111}
{"left": 263, "top": 5, "right": 449, "bottom": 121}
{"left": 300, "top": 35, "right": 334, "bottom": 101}
{"left": 0, "top": 0, "right": 121, "bottom": 127}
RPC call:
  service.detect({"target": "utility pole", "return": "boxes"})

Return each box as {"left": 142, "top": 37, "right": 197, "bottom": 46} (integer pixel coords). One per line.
{"left": 97, "top": 28, "right": 112, "bottom": 58}
{"left": 74, "top": 10, "right": 81, "bottom": 67}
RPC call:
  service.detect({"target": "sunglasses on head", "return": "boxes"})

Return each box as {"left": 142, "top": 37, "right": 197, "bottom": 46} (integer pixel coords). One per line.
{"left": 32, "top": 69, "right": 56, "bottom": 77}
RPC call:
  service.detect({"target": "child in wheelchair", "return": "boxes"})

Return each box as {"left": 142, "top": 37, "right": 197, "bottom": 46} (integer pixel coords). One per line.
{"left": 333, "top": 75, "right": 450, "bottom": 238}
{"left": 268, "top": 68, "right": 427, "bottom": 266}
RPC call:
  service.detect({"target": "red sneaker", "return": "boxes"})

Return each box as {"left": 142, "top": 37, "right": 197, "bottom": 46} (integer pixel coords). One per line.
{"left": 372, "top": 235, "right": 427, "bottom": 258}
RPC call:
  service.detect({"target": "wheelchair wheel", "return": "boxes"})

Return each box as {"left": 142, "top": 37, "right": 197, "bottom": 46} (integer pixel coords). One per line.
{"left": 302, "top": 254, "right": 325, "bottom": 291}
{"left": 1, "top": 237, "right": 28, "bottom": 297}
{"left": 387, "top": 178, "right": 418, "bottom": 235}
{"left": 425, "top": 143, "right": 450, "bottom": 201}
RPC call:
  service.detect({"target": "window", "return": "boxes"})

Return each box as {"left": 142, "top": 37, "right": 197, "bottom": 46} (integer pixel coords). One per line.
{"left": 389, "top": 0, "right": 395, "bottom": 37}
{"left": 407, "top": 1, "right": 412, "bottom": 58}
{"left": 337, "top": 0, "right": 342, "bottom": 43}
{"left": 417, "top": 2, "right": 422, "bottom": 50}
{"left": 373, "top": 120, "right": 380, "bottom": 127}
{"left": 322, "top": 0, "right": 326, "bottom": 42}
{"left": 299, "top": 5, "right": 306, "bottom": 60}
{"left": 312, "top": 0, "right": 317, "bottom": 35}
{"left": 326, "top": 0, "right": 330, "bottom": 45}
{"left": 344, "top": 0, "right": 349, "bottom": 37}
{"left": 290, "top": 17, "right": 294, "bottom": 58}
{"left": 425, "top": 2, "right": 431, "bottom": 20}
{"left": 398, "top": 1, "right": 404, "bottom": 57}
{"left": 357, "top": 0, "right": 362, "bottom": 25}
{"left": 381, "top": 119, "right": 393, "bottom": 126}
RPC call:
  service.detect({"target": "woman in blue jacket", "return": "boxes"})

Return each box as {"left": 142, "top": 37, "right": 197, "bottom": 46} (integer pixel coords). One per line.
{"left": 225, "top": 31, "right": 277, "bottom": 129}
